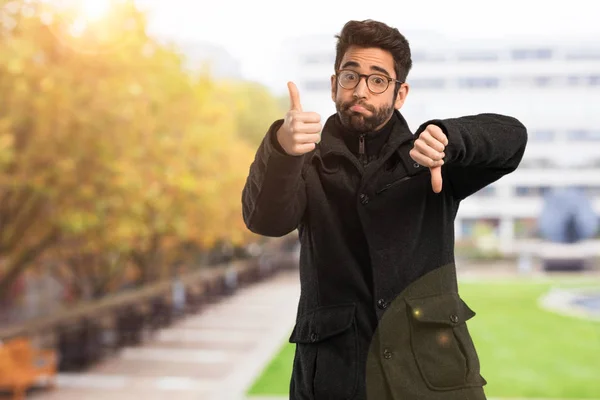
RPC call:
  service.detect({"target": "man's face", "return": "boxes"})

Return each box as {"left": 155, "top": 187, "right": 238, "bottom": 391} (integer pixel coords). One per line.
{"left": 331, "top": 46, "right": 408, "bottom": 134}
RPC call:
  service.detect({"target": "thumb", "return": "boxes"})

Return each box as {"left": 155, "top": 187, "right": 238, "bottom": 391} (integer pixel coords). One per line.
{"left": 287, "top": 81, "right": 303, "bottom": 112}
{"left": 430, "top": 166, "right": 443, "bottom": 193}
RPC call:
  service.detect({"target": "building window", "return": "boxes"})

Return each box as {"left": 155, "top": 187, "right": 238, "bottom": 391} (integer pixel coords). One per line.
{"left": 460, "top": 218, "right": 499, "bottom": 239}
{"left": 589, "top": 75, "right": 600, "bottom": 86}
{"left": 568, "top": 75, "right": 584, "bottom": 86}
{"left": 473, "top": 186, "right": 497, "bottom": 197}
{"left": 458, "top": 77, "right": 500, "bottom": 88}
{"left": 412, "top": 52, "right": 446, "bottom": 63}
{"left": 519, "top": 158, "right": 555, "bottom": 168}
{"left": 567, "top": 130, "right": 600, "bottom": 141}
{"left": 514, "top": 218, "right": 538, "bottom": 239}
{"left": 530, "top": 130, "right": 555, "bottom": 141}
{"left": 533, "top": 76, "right": 557, "bottom": 87}
{"left": 511, "top": 48, "right": 553, "bottom": 60}
{"left": 512, "top": 75, "right": 562, "bottom": 87}
{"left": 565, "top": 49, "right": 600, "bottom": 60}
{"left": 409, "top": 78, "right": 446, "bottom": 89}
{"left": 567, "top": 75, "right": 600, "bottom": 87}
{"left": 457, "top": 52, "right": 499, "bottom": 62}
{"left": 519, "top": 159, "right": 553, "bottom": 168}
{"left": 515, "top": 186, "right": 551, "bottom": 197}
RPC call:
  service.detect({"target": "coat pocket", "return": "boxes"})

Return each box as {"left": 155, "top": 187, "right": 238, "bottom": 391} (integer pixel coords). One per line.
{"left": 405, "top": 293, "right": 487, "bottom": 391}
{"left": 375, "top": 176, "right": 413, "bottom": 194}
{"left": 289, "top": 303, "right": 358, "bottom": 400}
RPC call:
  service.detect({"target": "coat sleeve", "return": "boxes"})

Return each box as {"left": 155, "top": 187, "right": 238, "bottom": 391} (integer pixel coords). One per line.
{"left": 415, "top": 113, "right": 528, "bottom": 200}
{"left": 241, "top": 119, "right": 309, "bottom": 237}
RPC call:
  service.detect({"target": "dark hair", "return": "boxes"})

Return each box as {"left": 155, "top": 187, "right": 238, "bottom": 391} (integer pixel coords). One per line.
{"left": 334, "top": 19, "right": 412, "bottom": 83}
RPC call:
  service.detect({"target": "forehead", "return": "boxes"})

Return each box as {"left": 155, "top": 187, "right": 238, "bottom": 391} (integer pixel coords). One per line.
{"left": 339, "top": 46, "right": 395, "bottom": 76}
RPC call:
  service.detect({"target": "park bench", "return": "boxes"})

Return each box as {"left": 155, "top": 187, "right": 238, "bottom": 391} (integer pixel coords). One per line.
{"left": 0, "top": 338, "right": 57, "bottom": 399}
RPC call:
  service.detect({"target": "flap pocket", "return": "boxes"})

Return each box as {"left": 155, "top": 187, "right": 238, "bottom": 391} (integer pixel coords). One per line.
{"left": 289, "top": 303, "right": 355, "bottom": 344}
{"left": 405, "top": 293, "right": 484, "bottom": 391}
{"left": 406, "top": 293, "right": 475, "bottom": 326}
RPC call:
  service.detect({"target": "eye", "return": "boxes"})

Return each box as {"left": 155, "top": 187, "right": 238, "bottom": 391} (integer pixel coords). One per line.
{"left": 371, "top": 76, "right": 385, "bottom": 85}
{"left": 342, "top": 72, "right": 357, "bottom": 81}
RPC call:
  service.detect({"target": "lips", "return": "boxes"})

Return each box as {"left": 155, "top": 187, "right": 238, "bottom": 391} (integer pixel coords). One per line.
{"left": 348, "top": 103, "right": 372, "bottom": 113}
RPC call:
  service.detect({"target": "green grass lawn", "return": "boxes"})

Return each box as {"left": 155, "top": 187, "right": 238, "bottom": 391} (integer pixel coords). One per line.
{"left": 247, "top": 278, "right": 600, "bottom": 398}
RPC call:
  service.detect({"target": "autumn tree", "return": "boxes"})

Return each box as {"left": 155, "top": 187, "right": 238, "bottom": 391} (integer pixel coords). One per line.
{"left": 0, "top": 0, "right": 277, "bottom": 299}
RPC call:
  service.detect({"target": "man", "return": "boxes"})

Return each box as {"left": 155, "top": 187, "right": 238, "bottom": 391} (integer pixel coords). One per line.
{"left": 242, "top": 19, "right": 527, "bottom": 400}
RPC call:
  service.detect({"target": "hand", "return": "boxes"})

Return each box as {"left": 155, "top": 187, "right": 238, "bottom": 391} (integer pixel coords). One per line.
{"left": 409, "top": 124, "right": 448, "bottom": 193}
{"left": 276, "top": 82, "right": 322, "bottom": 156}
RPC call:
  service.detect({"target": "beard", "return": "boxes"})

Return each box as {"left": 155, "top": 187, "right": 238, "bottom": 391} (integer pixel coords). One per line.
{"left": 336, "top": 98, "right": 395, "bottom": 134}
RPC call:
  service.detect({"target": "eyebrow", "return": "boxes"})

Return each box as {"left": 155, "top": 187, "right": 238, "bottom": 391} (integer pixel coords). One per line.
{"left": 340, "top": 61, "right": 392, "bottom": 77}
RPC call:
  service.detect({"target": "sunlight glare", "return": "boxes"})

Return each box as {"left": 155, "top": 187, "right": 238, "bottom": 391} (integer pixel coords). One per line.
{"left": 80, "top": 0, "right": 112, "bottom": 22}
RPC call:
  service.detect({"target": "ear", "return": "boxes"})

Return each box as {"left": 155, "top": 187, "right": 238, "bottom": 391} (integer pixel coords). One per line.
{"left": 330, "top": 74, "right": 337, "bottom": 102}
{"left": 394, "top": 83, "right": 409, "bottom": 109}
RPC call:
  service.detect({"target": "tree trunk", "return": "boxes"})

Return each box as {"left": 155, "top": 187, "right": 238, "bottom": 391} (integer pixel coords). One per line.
{"left": 0, "top": 228, "right": 60, "bottom": 299}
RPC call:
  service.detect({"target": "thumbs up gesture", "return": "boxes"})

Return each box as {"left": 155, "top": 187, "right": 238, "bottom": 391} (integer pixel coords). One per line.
{"left": 276, "top": 82, "right": 322, "bottom": 156}
{"left": 409, "top": 124, "right": 448, "bottom": 193}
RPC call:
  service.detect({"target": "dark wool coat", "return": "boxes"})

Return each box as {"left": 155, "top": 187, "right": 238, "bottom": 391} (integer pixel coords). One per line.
{"left": 242, "top": 110, "right": 528, "bottom": 400}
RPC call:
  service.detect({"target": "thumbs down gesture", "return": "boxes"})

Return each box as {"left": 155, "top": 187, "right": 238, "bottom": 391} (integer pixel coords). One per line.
{"left": 409, "top": 124, "right": 448, "bottom": 194}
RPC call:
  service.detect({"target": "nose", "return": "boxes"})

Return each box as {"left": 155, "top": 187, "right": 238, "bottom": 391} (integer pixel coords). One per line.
{"left": 353, "top": 76, "right": 368, "bottom": 99}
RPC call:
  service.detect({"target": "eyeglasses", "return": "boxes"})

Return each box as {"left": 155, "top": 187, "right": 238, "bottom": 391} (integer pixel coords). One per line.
{"left": 336, "top": 69, "right": 403, "bottom": 94}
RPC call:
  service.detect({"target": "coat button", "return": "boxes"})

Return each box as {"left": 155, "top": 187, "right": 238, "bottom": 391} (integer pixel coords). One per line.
{"left": 413, "top": 162, "right": 420, "bottom": 168}
{"left": 450, "top": 314, "right": 459, "bottom": 323}
{"left": 383, "top": 349, "right": 392, "bottom": 359}
{"left": 360, "top": 193, "right": 369, "bottom": 205}
{"left": 377, "top": 299, "right": 388, "bottom": 310}
{"left": 310, "top": 332, "right": 318, "bottom": 342}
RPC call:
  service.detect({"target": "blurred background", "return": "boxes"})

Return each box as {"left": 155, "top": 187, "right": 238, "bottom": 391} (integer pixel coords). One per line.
{"left": 0, "top": 0, "right": 598, "bottom": 399}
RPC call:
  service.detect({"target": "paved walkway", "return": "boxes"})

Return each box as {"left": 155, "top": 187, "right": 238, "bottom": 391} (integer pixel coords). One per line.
{"left": 19, "top": 260, "right": 600, "bottom": 399}
{"left": 28, "top": 270, "right": 301, "bottom": 400}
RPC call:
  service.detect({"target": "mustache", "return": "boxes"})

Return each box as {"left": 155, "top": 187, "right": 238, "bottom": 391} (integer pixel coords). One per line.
{"left": 342, "top": 100, "right": 375, "bottom": 113}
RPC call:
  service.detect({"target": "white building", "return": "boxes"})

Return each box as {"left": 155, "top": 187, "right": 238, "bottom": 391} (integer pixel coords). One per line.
{"left": 177, "top": 41, "right": 242, "bottom": 79}
{"left": 278, "top": 32, "right": 600, "bottom": 252}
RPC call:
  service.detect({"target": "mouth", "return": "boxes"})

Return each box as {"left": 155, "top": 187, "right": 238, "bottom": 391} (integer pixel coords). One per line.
{"left": 348, "top": 104, "right": 371, "bottom": 114}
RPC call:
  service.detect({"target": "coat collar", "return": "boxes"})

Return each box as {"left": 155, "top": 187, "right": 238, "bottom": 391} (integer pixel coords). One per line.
{"left": 317, "top": 110, "right": 415, "bottom": 162}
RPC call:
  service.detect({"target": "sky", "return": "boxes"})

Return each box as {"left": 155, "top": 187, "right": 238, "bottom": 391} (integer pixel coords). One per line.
{"left": 131, "top": 0, "right": 600, "bottom": 94}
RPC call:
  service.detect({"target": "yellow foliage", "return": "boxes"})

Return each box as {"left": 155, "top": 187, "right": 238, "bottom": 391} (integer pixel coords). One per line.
{"left": 0, "top": 0, "right": 281, "bottom": 290}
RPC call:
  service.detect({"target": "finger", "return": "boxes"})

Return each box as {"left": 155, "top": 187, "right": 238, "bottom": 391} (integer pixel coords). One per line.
{"left": 420, "top": 131, "right": 446, "bottom": 152}
{"left": 410, "top": 150, "right": 445, "bottom": 168}
{"left": 414, "top": 140, "right": 445, "bottom": 161}
{"left": 430, "top": 166, "right": 443, "bottom": 193}
{"left": 287, "top": 81, "right": 302, "bottom": 112}
{"left": 425, "top": 125, "right": 448, "bottom": 146}
{"left": 293, "top": 133, "right": 321, "bottom": 144}
{"left": 292, "top": 123, "right": 322, "bottom": 134}
{"left": 293, "top": 112, "right": 321, "bottom": 123}
{"left": 292, "top": 142, "right": 316, "bottom": 154}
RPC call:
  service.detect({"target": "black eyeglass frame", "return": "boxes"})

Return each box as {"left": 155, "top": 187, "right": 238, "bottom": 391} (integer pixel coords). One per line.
{"left": 335, "top": 69, "right": 404, "bottom": 94}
